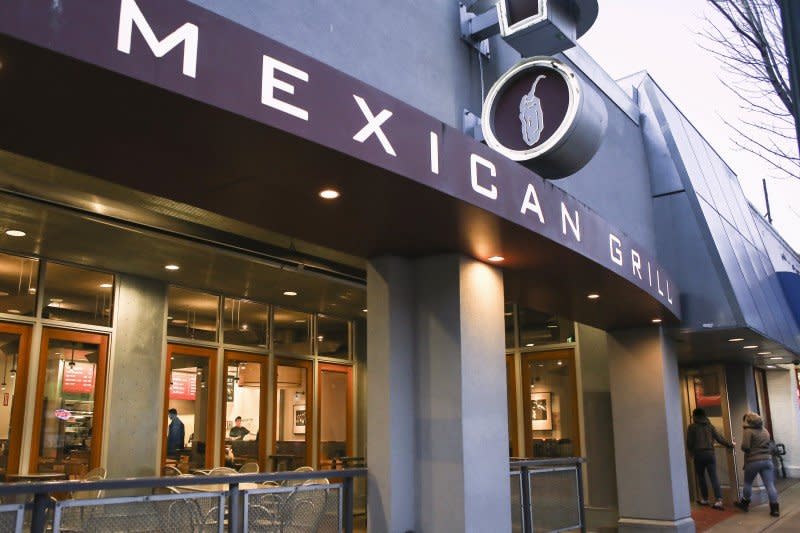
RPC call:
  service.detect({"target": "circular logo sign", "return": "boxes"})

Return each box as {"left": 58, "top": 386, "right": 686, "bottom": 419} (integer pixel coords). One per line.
{"left": 481, "top": 57, "right": 606, "bottom": 178}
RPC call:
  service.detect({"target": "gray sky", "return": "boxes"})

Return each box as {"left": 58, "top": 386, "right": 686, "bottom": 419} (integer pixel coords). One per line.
{"left": 580, "top": 0, "right": 800, "bottom": 253}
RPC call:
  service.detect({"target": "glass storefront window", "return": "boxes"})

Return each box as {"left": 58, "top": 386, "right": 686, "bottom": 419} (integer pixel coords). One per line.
{"left": 224, "top": 356, "right": 262, "bottom": 468}
{"left": 274, "top": 362, "right": 310, "bottom": 470}
{"left": 523, "top": 351, "right": 578, "bottom": 458}
{"left": 34, "top": 330, "right": 109, "bottom": 476}
{"left": 42, "top": 263, "right": 113, "bottom": 327}
{"left": 273, "top": 308, "right": 311, "bottom": 355}
{"left": 167, "top": 287, "right": 219, "bottom": 342}
{"left": 0, "top": 253, "right": 38, "bottom": 317}
{"left": 518, "top": 308, "right": 574, "bottom": 348}
{"left": 505, "top": 304, "right": 515, "bottom": 350}
{"left": 223, "top": 298, "right": 268, "bottom": 348}
{"left": 0, "top": 323, "right": 31, "bottom": 476}
{"left": 317, "top": 314, "right": 350, "bottom": 359}
{"left": 319, "top": 365, "right": 351, "bottom": 469}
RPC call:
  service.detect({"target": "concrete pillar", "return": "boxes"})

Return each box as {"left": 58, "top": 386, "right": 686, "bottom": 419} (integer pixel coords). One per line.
{"left": 103, "top": 275, "right": 167, "bottom": 478}
{"left": 608, "top": 327, "right": 694, "bottom": 532}
{"left": 367, "top": 255, "right": 510, "bottom": 533}
{"left": 766, "top": 368, "right": 800, "bottom": 478}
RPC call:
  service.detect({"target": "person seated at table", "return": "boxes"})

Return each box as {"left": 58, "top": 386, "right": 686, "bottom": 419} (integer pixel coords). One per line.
{"left": 229, "top": 416, "right": 250, "bottom": 440}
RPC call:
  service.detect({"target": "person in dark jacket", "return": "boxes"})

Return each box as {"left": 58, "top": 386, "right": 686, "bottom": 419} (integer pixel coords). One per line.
{"left": 735, "top": 412, "right": 779, "bottom": 516}
{"left": 166, "top": 408, "right": 185, "bottom": 458}
{"left": 686, "top": 408, "right": 734, "bottom": 509}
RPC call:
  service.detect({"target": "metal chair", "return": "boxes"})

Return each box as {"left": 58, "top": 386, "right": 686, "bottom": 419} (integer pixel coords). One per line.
{"left": 238, "top": 462, "right": 260, "bottom": 474}
{"left": 207, "top": 467, "right": 237, "bottom": 476}
{"left": 285, "top": 466, "right": 314, "bottom": 487}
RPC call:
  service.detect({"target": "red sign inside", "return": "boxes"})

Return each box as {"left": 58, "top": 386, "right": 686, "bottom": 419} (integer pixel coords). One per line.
{"left": 170, "top": 371, "right": 197, "bottom": 401}
{"left": 62, "top": 361, "right": 95, "bottom": 394}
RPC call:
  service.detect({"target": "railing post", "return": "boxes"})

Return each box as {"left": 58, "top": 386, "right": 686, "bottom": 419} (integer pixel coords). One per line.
{"left": 31, "top": 492, "right": 49, "bottom": 533}
{"left": 343, "top": 475, "right": 354, "bottom": 533}
{"left": 576, "top": 462, "right": 586, "bottom": 533}
{"left": 520, "top": 466, "right": 533, "bottom": 533}
{"left": 228, "top": 482, "right": 241, "bottom": 533}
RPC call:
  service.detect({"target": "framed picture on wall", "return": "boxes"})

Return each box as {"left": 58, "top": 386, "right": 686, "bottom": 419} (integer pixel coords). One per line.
{"left": 531, "top": 392, "right": 553, "bottom": 431}
{"left": 293, "top": 404, "right": 306, "bottom": 435}
{"left": 225, "top": 376, "right": 235, "bottom": 402}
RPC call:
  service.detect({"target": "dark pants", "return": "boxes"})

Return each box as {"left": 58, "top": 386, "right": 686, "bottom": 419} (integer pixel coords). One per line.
{"left": 743, "top": 459, "right": 778, "bottom": 503}
{"left": 694, "top": 450, "right": 722, "bottom": 500}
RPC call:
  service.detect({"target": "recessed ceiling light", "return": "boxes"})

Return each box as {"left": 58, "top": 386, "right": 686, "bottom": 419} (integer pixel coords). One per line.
{"left": 758, "top": 351, "right": 772, "bottom": 355}
{"left": 488, "top": 256, "right": 504, "bottom": 262}
{"left": 546, "top": 324, "right": 559, "bottom": 329}
{"left": 362, "top": 308, "right": 367, "bottom": 313}
{"left": 283, "top": 291, "right": 297, "bottom": 296}
{"left": 557, "top": 361, "right": 563, "bottom": 366}
{"left": 99, "top": 283, "right": 113, "bottom": 289}
{"left": 6, "top": 309, "right": 20, "bottom": 314}
{"left": 702, "top": 323, "right": 714, "bottom": 328}
{"left": 241, "top": 324, "right": 248, "bottom": 331}
{"left": 317, "top": 335, "right": 324, "bottom": 341}
{"left": 652, "top": 318, "right": 662, "bottom": 324}
{"left": 4, "top": 229, "right": 25, "bottom": 237}
{"left": 743, "top": 345, "right": 758, "bottom": 349}
{"left": 767, "top": 365, "right": 777, "bottom": 369}
{"left": 525, "top": 343, "right": 534, "bottom": 347}
{"left": 727, "top": 337, "right": 744, "bottom": 342}
{"left": 319, "top": 189, "right": 340, "bottom": 200}
{"left": 164, "top": 264, "right": 180, "bottom": 271}
{"left": 769, "top": 356, "right": 782, "bottom": 360}
{"left": 587, "top": 293, "right": 600, "bottom": 300}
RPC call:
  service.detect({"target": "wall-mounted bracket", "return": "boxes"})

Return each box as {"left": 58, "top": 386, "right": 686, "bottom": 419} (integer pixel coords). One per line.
{"left": 462, "top": 109, "right": 484, "bottom": 142}
{"left": 459, "top": 2, "right": 498, "bottom": 58}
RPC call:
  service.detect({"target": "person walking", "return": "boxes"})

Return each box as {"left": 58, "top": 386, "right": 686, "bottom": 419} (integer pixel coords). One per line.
{"left": 735, "top": 412, "right": 779, "bottom": 517}
{"left": 166, "top": 408, "right": 185, "bottom": 458}
{"left": 686, "top": 408, "right": 735, "bottom": 509}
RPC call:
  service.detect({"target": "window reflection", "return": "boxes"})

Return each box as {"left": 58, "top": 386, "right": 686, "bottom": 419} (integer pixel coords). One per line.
{"left": 0, "top": 253, "right": 38, "bottom": 317}
{"left": 273, "top": 308, "right": 311, "bottom": 355}
{"left": 223, "top": 299, "right": 268, "bottom": 348}
{"left": 317, "top": 314, "right": 349, "bottom": 359}
{"left": 43, "top": 263, "right": 113, "bottom": 327}
{"left": 518, "top": 308, "right": 574, "bottom": 348}
{"left": 526, "top": 355, "right": 577, "bottom": 458}
{"left": 224, "top": 359, "right": 261, "bottom": 468}
{"left": 167, "top": 287, "right": 219, "bottom": 342}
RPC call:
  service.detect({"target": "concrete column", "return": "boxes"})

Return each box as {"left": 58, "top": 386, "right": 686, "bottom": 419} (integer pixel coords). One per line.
{"left": 367, "top": 255, "right": 510, "bottom": 533}
{"left": 608, "top": 327, "right": 694, "bottom": 532}
{"left": 103, "top": 275, "right": 167, "bottom": 478}
{"left": 766, "top": 368, "right": 800, "bottom": 478}
{"left": 367, "top": 257, "right": 417, "bottom": 532}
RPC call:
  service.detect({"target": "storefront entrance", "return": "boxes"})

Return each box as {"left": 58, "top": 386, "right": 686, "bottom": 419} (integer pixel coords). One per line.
{"left": 681, "top": 367, "right": 739, "bottom": 504}
{"left": 0, "top": 322, "right": 32, "bottom": 478}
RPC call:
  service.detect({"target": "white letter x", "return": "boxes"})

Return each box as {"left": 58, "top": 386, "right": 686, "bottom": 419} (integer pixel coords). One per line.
{"left": 352, "top": 95, "right": 397, "bottom": 157}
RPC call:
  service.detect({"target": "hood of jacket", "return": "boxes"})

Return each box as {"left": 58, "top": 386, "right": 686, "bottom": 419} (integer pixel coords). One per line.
{"left": 744, "top": 412, "right": 764, "bottom": 429}
{"left": 693, "top": 413, "right": 710, "bottom": 425}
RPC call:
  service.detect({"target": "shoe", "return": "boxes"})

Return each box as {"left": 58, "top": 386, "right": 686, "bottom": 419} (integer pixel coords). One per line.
{"left": 734, "top": 498, "right": 750, "bottom": 512}
{"left": 770, "top": 502, "right": 780, "bottom": 517}
{"left": 712, "top": 500, "right": 724, "bottom": 510}
{"left": 697, "top": 499, "right": 709, "bottom": 506}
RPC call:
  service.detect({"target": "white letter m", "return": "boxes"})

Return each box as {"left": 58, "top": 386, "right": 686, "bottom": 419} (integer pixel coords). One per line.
{"left": 117, "top": 0, "right": 199, "bottom": 78}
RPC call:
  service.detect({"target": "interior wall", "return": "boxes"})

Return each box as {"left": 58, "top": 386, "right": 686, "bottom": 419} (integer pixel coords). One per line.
{"left": 765, "top": 368, "right": 800, "bottom": 477}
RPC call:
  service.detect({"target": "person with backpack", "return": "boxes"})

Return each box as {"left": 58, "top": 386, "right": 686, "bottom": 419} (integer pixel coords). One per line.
{"left": 686, "top": 408, "right": 735, "bottom": 509}
{"left": 735, "top": 412, "right": 779, "bottom": 517}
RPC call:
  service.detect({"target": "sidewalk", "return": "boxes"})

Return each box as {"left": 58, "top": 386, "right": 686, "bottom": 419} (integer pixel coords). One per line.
{"left": 706, "top": 481, "right": 800, "bottom": 533}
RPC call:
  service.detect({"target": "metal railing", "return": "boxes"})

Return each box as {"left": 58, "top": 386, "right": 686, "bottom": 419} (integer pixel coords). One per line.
{"left": 0, "top": 467, "right": 366, "bottom": 533}
{"left": 510, "top": 457, "right": 586, "bottom": 533}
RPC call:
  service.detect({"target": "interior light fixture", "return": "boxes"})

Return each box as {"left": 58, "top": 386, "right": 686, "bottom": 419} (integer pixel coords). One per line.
{"left": 702, "top": 323, "right": 714, "bottom": 328}
{"left": 769, "top": 356, "right": 782, "bottom": 360}
{"left": 164, "top": 264, "right": 180, "bottom": 271}
{"left": 767, "top": 365, "right": 777, "bottom": 369}
{"left": 727, "top": 337, "right": 744, "bottom": 342}
{"left": 525, "top": 343, "right": 534, "bottom": 347}
{"left": 557, "top": 361, "right": 563, "bottom": 366}
{"left": 587, "top": 293, "right": 600, "bottom": 300}
{"left": 758, "top": 351, "right": 772, "bottom": 355}
{"left": 283, "top": 291, "right": 297, "bottom": 296}
{"left": 319, "top": 189, "right": 340, "bottom": 200}
{"left": 546, "top": 324, "right": 559, "bottom": 329}
{"left": 6, "top": 309, "right": 20, "bottom": 314}
{"left": 99, "top": 283, "right": 113, "bottom": 289}
{"left": 652, "top": 318, "right": 662, "bottom": 324}
{"left": 4, "top": 229, "right": 25, "bottom": 237}
{"left": 49, "top": 298, "right": 63, "bottom": 303}
{"left": 28, "top": 288, "right": 36, "bottom": 294}
{"left": 743, "top": 345, "right": 758, "bottom": 349}
{"left": 362, "top": 309, "right": 368, "bottom": 313}
{"left": 488, "top": 256, "right": 505, "bottom": 262}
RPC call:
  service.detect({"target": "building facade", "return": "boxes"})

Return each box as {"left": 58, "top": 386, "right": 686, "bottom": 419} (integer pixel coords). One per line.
{"left": 0, "top": 0, "right": 799, "bottom": 531}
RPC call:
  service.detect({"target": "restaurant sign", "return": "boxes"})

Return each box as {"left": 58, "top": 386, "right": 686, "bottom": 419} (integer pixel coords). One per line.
{"left": 0, "top": 0, "right": 679, "bottom": 317}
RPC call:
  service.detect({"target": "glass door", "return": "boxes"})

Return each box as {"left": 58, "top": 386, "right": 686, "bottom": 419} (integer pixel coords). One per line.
{"left": 163, "top": 344, "right": 217, "bottom": 471}
{"left": 521, "top": 349, "right": 580, "bottom": 458}
{"left": 318, "top": 363, "right": 353, "bottom": 469}
{"left": 507, "top": 354, "right": 520, "bottom": 458}
{"left": 31, "top": 328, "right": 109, "bottom": 476}
{"left": 222, "top": 351, "right": 266, "bottom": 471}
{"left": 273, "top": 359, "right": 312, "bottom": 471}
{"left": 681, "top": 367, "right": 738, "bottom": 504}
{"left": 0, "top": 322, "right": 32, "bottom": 478}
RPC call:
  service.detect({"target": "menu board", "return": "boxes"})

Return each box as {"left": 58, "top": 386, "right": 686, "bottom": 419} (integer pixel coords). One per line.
{"left": 170, "top": 371, "right": 197, "bottom": 400}
{"left": 62, "top": 361, "right": 95, "bottom": 394}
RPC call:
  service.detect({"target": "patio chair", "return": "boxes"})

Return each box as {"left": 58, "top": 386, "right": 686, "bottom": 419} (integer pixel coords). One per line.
{"left": 207, "top": 466, "right": 238, "bottom": 476}
{"left": 238, "top": 462, "right": 260, "bottom": 474}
